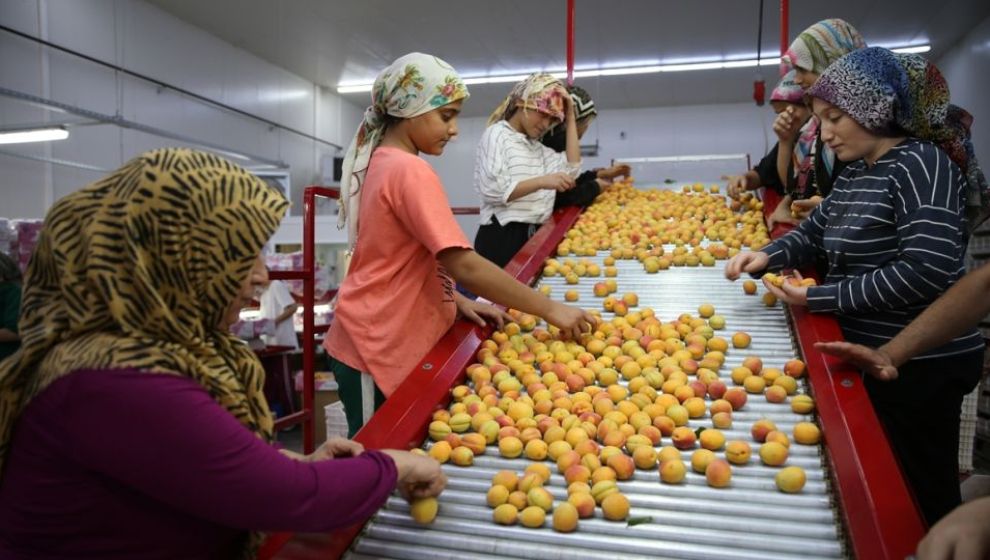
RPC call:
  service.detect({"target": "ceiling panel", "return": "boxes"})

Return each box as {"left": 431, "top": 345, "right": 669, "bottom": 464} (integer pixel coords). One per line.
{"left": 146, "top": 0, "right": 990, "bottom": 116}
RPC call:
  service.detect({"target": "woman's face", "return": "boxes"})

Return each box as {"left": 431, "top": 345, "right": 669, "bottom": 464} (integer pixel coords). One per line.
{"left": 513, "top": 102, "right": 557, "bottom": 139}
{"left": 408, "top": 99, "right": 462, "bottom": 156}
{"left": 219, "top": 255, "right": 268, "bottom": 330}
{"left": 813, "top": 98, "right": 882, "bottom": 163}
{"left": 793, "top": 67, "right": 821, "bottom": 90}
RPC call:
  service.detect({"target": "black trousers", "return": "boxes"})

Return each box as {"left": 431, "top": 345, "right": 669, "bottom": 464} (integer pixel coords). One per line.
{"left": 863, "top": 348, "right": 983, "bottom": 526}
{"left": 474, "top": 218, "right": 539, "bottom": 268}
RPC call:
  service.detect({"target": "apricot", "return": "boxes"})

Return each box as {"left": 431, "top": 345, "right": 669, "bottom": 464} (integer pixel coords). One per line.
{"left": 691, "top": 449, "right": 716, "bottom": 473}
{"left": 784, "top": 359, "right": 806, "bottom": 378}
{"left": 671, "top": 426, "right": 697, "bottom": 450}
{"left": 698, "top": 303, "right": 715, "bottom": 318}
{"left": 519, "top": 505, "right": 547, "bottom": 528}
{"left": 499, "top": 436, "right": 523, "bottom": 458}
{"left": 601, "top": 493, "right": 631, "bottom": 521}
{"left": 492, "top": 470, "right": 518, "bottom": 491}
{"left": 552, "top": 502, "right": 579, "bottom": 533}
{"left": 564, "top": 464, "right": 592, "bottom": 485}
{"left": 525, "top": 463, "right": 552, "bottom": 484}
{"left": 732, "top": 332, "right": 752, "bottom": 348}
{"left": 507, "top": 490, "right": 529, "bottom": 510}
{"left": 657, "top": 446, "right": 682, "bottom": 464}
{"left": 751, "top": 419, "right": 778, "bottom": 442}
{"left": 461, "top": 433, "right": 487, "bottom": 455}
{"left": 742, "top": 280, "right": 757, "bottom": 295}
{"left": 759, "top": 441, "right": 789, "bottom": 466}
{"left": 765, "top": 430, "right": 791, "bottom": 448}
{"left": 699, "top": 428, "right": 726, "bottom": 451}
{"left": 776, "top": 466, "right": 807, "bottom": 493}
{"left": 743, "top": 375, "right": 766, "bottom": 394}
{"left": 659, "top": 459, "right": 687, "bottom": 483}
{"left": 683, "top": 397, "right": 707, "bottom": 418}
{"left": 765, "top": 385, "right": 788, "bottom": 403}
{"left": 725, "top": 441, "right": 752, "bottom": 465}
{"left": 711, "top": 411, "right": 733, "bottom": 429}
{"left": 449, "top": 412, "right": 471, "bottom": 433}
{"left": 487, "top": 484, "right": 510, "bottom": 508}
{"left": 590, "top": 479, "right": 619, "bottom": 504}
{"left": 450, "top": 446, "right": 474, "bottom": 466}
{"left": 708, "top": 315, "right": 726, "bottom": 329}
{"left": 793, "top": 422, "right": 821, "bottom": 445}
{"left": 591, "top": 465, "right": 617, "bottom": 484}
{"left": 565, "top": 290, "right": 580, "bottom": 302}
{"left": 741, "top": 356, "right": 763, "bottom": 375}
{"left": 429, "top": 421, "right": 451, "bottom": 441}
{"left": 632, "top": 445, "right": 658, "bottom": 469}
{"left": 773, "top": 375, "right": 798, "bottom": 395}
{"left": 524, "top": 439, "right": 548, "bottom": 461}
{"left": 567, "top": 492, "right": 596, "bottom": 518}
{"left": 791, "top": 394, "right": 815, "bottom": 414}
{"left": 705, "top": 459, "right": 732, "bottom": 488}
{"left": 410, "top": 497, "right": 439, "bottom": 524}
{"left": 547, "top": 440, "right": 573, "bottom": 461}
{"left": 724, "top": 388, "right": 748, "bottom": 410}
{"left": 527, "top": 487, "right": 554, "bottom": 512}
{"left": 607, "top": 453, "right": 636, "bottom": 480}
{"left": 518, "top": 472, "right": 544, "bottom": 494}
{"left": 622, "top": 293, "right": 639, "bottom": 306}
{"left": 428, "top": 441, "right": 452, "bottom": 463}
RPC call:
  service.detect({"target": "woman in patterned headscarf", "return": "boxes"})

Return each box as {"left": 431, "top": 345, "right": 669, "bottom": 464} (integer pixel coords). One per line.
{"left": 541, "top": 85, "right": 630, "bottom": 209}
{"left": 326, "top": 56, "right": 596, "bottom": 437}
{"left": 771, "top": 18, "right": 868, "bottom": 223}
{"left": 727, "top": 47, "right": 985, "bottom": 526}
{"left": 474, "top": 73, "right": 583, "bottom": 267}
{"left": 0, "top": 148, "right": 447, "bottom": 559}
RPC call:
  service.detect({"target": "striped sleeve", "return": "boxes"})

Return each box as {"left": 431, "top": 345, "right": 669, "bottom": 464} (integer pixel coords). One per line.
{"left": 474, "top": 125, "right": 515, "bottom": 206}
{"left": 540, "top": 143, "right": 572, "bottom": 175}
{"left": 762, "top": 195, "right": 831, "bottom": 271}
{"left": 806, "top": 147, "right": 966, "bottom": 314}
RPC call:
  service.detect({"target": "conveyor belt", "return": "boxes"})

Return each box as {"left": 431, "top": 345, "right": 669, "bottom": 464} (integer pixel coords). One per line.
{"left": 346, "top": 254, "right": 847, "bottom": 560}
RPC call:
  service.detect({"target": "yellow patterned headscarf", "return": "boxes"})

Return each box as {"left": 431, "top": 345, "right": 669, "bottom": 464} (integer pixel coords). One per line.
{"left": 0, "top": 148, "right": 289, "bottom": 487}
{"left": 487, "top": 72, "right": 567, "bottom": 126}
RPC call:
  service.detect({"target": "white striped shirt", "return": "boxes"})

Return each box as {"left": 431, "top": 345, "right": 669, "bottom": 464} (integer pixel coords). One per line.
{"left": 762, "top": 139, "right": 984, "bottom": 359}
{"left": 474, "top": 121, "right": 572, "bottom": 226}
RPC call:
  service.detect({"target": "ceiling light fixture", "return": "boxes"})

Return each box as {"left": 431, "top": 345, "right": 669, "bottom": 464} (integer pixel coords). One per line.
{"left": 337, "top": 44, "right": 931, "bottom": 94}
{"left": 0, "top": 125, "right": 69, "bottom": 145}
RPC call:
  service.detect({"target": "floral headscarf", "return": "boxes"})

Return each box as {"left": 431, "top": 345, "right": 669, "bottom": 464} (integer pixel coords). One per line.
{"left": 339, "top": 53, "right": 469, "bottom": 250}
{"left": 771, "top": 70, "right": 817, "bottom": 190}
{"left": 784, "top": 18, "right": 867, "bottom": 74}
{"left": 809, "top": 47, "right": 989, "bottom": 229}
{"left": 487, "top": 73, "right": 567, "bottom": 126}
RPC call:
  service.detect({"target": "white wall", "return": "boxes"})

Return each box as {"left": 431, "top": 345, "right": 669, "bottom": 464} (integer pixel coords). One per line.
{"left": 936, "top": 13, "right": 990, "bottom": 174}
{"left": 431, "top": 102, "right": 778, "bottom": 242}
{"left": 0, "top": 0, "right": 363, "bottom": 219}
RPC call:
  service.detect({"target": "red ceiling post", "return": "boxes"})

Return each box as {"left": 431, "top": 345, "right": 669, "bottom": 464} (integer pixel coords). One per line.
{"left": 780, "top": 0, "right": 789, "bottom": 75}
{"left": 566, "top": 0, "right": 575, "bottom": 85}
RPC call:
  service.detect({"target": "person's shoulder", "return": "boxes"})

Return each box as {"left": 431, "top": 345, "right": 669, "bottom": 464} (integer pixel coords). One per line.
{"left": 887, "top": 138, "right": 957, "bottom": 177}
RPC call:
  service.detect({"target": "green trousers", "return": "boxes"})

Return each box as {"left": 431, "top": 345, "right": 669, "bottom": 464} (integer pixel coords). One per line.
{"left": 328, "top": 356, "right": 385, "bottom": 438}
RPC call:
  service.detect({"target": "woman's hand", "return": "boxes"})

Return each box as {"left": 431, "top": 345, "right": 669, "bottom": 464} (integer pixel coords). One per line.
{"left": 599, "top": 164, "right": 631, "bottom": 180}
{"left": 814, "top": 341, "right": 899, "bottom": 381}
{"left": 381, "top": 450, "right": 448, "bottom": 502}
{"left": 790, "top": 196, "right": 823, "bottom": 220}
{"left": 724, "top": 251, "right": 770, "bottom": 280}
{"left": 915, "top": 496, "right": 990, "bottom": 560}
{"left": 542, "top": 172, "right": 576, "bottom": 192}
{"left": 544, "top": 302, "right": 599, "bottom": 341}
{"left": 455, "top": 295, "right": 513, "bottom": 329}
{"left": 768, "top": 197, "right": 800, "bottom": 229}
{"left": 773, "top": 105, "right": 808, "bottom": 143}
{"left": 726, "top": 175, "right": 750, "bottom": 198}
{"left": 763, "top": 270, "right": 809, "bottom": 306}
{"left": 280, "top": 437, "right": 365, "bottom": 462}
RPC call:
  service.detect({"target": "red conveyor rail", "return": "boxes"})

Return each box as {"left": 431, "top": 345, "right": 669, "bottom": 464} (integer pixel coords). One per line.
{"left": 261, "top": 192, "right": 925, "bottom": 559}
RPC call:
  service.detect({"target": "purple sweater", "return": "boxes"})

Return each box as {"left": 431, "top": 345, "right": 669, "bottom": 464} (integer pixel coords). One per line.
{"left": 0, "top": 368, "right": 397, "bottom": 559}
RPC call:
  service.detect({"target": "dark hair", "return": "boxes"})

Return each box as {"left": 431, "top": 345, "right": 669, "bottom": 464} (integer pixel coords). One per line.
{"left": 382, "top": 113, "right": 402, "bottom": 129}
{"left": 0, "top": 253, "right": 21, "bottom": 283}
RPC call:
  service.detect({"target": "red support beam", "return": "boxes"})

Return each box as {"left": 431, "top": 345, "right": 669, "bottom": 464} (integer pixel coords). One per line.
{"left": 780, "top": 0, "right": 789, "bottom": 75}
{"left": 566, "top": 0, "right": 575, "bottom": 86}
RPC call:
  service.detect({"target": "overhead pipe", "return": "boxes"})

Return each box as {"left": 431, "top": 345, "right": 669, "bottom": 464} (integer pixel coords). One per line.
{"left": 566, "top": 0, "right": 574, "bottom": 85}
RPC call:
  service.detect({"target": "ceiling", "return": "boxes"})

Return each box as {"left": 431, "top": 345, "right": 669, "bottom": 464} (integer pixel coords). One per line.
{"left": 148, "top": 0, "right": 990, "bottom": 117}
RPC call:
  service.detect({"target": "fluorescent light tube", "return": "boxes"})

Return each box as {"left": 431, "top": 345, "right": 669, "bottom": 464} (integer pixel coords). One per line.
{"left": 336, "top": 45, "right": 930, "bottom": 93}
{"left": 0, "top": 126, "right": 69, "bottom": 145}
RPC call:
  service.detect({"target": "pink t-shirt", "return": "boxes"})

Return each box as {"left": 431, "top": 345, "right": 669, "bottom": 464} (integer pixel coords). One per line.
{"left": 325, "top": 147, "right": 471, "bottom": 396}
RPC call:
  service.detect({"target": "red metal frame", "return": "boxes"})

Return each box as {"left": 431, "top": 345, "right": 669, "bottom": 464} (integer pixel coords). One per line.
{"left": 566, "top": 0, "right": 575, "bottom": 86}
{"left": 780, "top": 0, "right": 789, "bottom": 63}
{"left": 261, "top": 194, "right": 925, "bottom": 558}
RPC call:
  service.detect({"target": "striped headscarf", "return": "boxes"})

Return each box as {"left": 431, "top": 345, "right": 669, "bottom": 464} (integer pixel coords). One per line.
{"left": 488, "top": 73, "right": 567, "bottom": 126}
{"left": 809, "top": 47, "right": 989, "bottom": 229}
{"left": 0, "top": 148, "right": 289, "bottom": 555}
{"left": 339, "top": 53, "right": 469, "bottom": 250}
{"left": 541, "top": 84, "right": 597, "bottom": 151}
{"left": 784, "top": 18, "right": 867, "bottom": 74}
